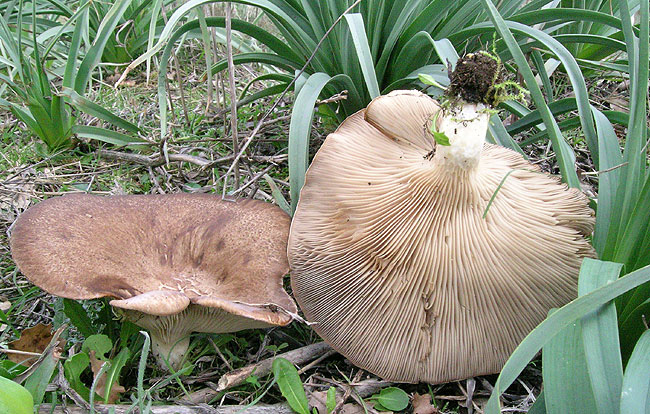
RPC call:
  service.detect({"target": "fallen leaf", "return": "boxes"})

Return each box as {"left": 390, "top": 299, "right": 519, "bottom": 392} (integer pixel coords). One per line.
{"left": 89, "top": 351, "right": 125, "bottom": 404}
{"left": 340, "top": 403, "right": 366, "bottom": 414}
{"left": 8, "top": 324, "right": 54, "bottom": 365}
{"left": 412, "top": 393, "right": 439, "bottom": 414}
{"left": 0, "top": 300, "right": 10, "bottom": 312}
{"left": 309, "top": 390, "right": 329, "bottom": 414}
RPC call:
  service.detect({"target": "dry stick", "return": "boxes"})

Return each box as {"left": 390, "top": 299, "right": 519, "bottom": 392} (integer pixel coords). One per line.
{"left": 97, "top": 149, "right": 286, "bottom": 169}
{"left": 220, "top": 0, "right": 364, "bottom": 188}
{"left": 160, "top": 1, "right": 190, "bottom": 126}
{"left": 223, "top": 2, "right": 240, "bottom": 194}
{"left": 38, "top": 403, "right": 294, "bottom": 414}
{"left": 183, "top": 342, "right": 333, "bottom": 404}
{"left": 97, "top": 149, "right": 213, "bottom": 168}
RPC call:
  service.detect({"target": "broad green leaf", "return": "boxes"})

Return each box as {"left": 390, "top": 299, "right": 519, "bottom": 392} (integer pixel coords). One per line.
{"left": 372, "top": 387, "right": 409, "bottom": 411}
{"left": 0, "top": 376, "right": 33, "bottom": 414}
{"left": 273, "top": 357, "right": 309, "bottom": 414}
{"left": 82, "top": 334, "right": 113, "bottom": 360}
{"left": 64, "top": 352, "right": 91, "bottom": 401}
{"left": 62, "top": 298, "right": 95, "bottom": 338}
{"left": 619, "top": 330, "right": 650, "bottom": 414}
{"left": 485, "top": 259, "right": 650, "bottom": 413}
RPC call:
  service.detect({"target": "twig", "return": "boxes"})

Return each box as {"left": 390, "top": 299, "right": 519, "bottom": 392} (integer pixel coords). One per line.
{"left": 38, "top": 403, "right": 293, "bottom": 413}
{"left": 97, "top": 149, "right": 213, "bottom": 168}
{"left": 224, "top": 2, "right": 240, "bottom": 193}
{"left": 97, "top": 149, "right": 286, "bottom": 170}
{"left": 316, "top": 90, "right": 349, "bottom": 105}
{"left": 182, "top": 342, "right": 333, "bottom": 404}
{"left": 160, "top": 1, "right": 190, "bottom": 126}
{"left": 580, "top": 161, "right": 629, "bottom": 175}
{"left": 220, "top": 0, "right": 364, "bottom": 189}
{"left": 230, "top": 164, "right": 275, "bottom": 196}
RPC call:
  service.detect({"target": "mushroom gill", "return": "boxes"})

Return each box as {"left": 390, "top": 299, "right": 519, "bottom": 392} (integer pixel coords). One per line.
{"left": 288, "top": 90, "right": 595, "bottom": 384}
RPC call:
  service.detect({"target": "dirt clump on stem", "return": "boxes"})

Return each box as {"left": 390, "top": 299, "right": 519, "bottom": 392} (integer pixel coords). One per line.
{"left": 447, "top": 52, "right": 502, "bottom": 106}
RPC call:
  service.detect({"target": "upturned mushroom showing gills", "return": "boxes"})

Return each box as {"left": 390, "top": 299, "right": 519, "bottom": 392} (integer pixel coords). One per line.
{"left": 288, "top": 86, "right": 595, "bottom": 383}
{"left": 10, "top": 194, "right": 296, "bottom": 370}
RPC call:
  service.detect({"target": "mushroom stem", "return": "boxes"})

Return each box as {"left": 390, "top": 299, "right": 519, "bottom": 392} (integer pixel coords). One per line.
{"left": 149, "top": 331, "right": 191, "bottom": 371}
{"left": 120, "top": 309, "right": 193, "bottom": 371}
{"left": 434, "top": 103, "right": 489, "bottom": 170}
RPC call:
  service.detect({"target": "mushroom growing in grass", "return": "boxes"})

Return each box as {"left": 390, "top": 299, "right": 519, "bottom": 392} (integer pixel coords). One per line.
{"left": 10, "top": 194, "right": 297, "bottom": 370}
{"left": 288, "top": 55, "right": 595, "bottom": 384}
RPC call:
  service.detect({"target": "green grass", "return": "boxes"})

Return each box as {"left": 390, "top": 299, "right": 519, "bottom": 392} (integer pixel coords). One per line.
{"left": 1, "top": 0, "right": 649, "bottom": 412}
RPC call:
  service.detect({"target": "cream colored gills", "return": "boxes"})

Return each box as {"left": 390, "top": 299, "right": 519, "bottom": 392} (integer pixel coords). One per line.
{"left": 288, "top": 90, "right": 595, "bottom": 384}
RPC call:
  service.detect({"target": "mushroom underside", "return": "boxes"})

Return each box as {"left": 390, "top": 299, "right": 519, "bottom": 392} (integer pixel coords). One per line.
{"left": 119, "top": 304, "right": 279, "bottom": 369}
{"left": 288, "top": 91, "right": 595, "bottom": 384}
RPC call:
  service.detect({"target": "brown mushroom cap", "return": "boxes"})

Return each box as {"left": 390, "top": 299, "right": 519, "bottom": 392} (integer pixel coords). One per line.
{"left": 288, "top": 90, "right": 595, "bottom": 384}
{"left": 11, "top": 193, "right": 296, "bottom": 368}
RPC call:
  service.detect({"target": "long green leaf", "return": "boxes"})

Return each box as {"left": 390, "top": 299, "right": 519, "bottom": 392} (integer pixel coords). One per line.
{"left": 579, "top": 261, "right": 624, "bottom": 414}
{"left": 591, "top": 107, "right": 623, "bottom": 256}
{"left": 485, "top": 259, "right": 650, "bottom": 413}
{"left": 619, "top": 330, "right": 650, "bottom": 414}
{"left": 61, "top": 88, "right": 141, "bottom": 133}
{"left": 288, "top": 72, "right": 355, "bottom": 213}
{"left": 72, "top": 125, "right": 147, "bottom": 146}
{"left": 480, "top": 0, "right": 580, "bottom": 188}
{"left": 344, "top": 13, "right": 379, "bottom": 99}
{"left": 62, "top": 298, "right": 95, "bottom": 338}
{"left": 74, "top": 0, "right": 133, "bottom": 94}
{"left": 542, "top": 316, "right": 597, "bottom": 414}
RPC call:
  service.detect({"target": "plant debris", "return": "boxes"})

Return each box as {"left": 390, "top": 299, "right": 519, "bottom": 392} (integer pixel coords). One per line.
{"left": 447, "top": 52, "right": 503, "bottom": 106}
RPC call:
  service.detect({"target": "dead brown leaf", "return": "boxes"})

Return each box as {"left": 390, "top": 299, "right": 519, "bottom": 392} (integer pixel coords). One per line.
{"left": 309, "top": 390, "right": 330, "bottom": 414}
{"left": 8, "top": 323, "right": 54, "bottom": 365}
{"left": 412, "top": 393, "right": 439, "bottom": 414}
{"left": 89, "top": 351, "right": 125, "bottom": 404}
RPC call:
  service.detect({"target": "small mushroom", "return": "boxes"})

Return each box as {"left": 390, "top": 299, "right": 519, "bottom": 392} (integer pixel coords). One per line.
{"left": 10, "top": 194, "right": 296, "bottom": 369}
{"left": 288, "top": 90, "right": 595, "bottom": 383}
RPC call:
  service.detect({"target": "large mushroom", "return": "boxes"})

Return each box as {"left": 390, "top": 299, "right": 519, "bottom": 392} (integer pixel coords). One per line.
{"left": 10, "top": 194, "right": 296, "bottom": 369}
{"left": 288, "top": 89, "right": 595, "bottom": 383}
